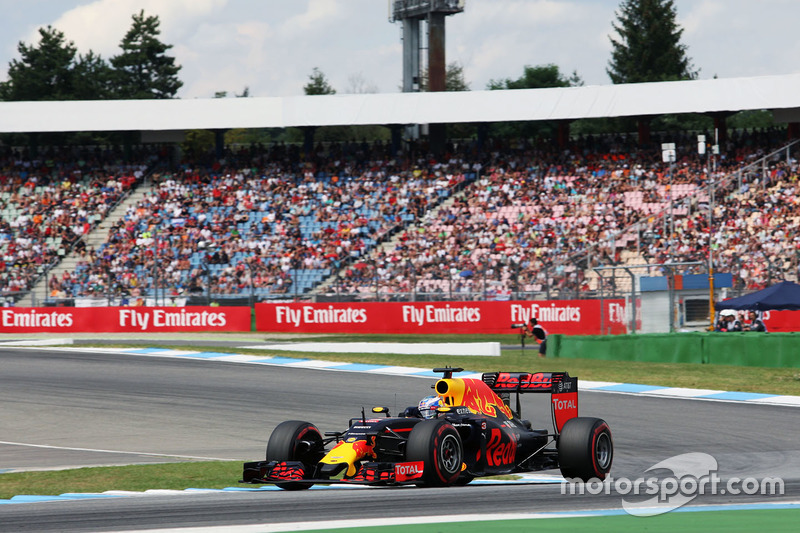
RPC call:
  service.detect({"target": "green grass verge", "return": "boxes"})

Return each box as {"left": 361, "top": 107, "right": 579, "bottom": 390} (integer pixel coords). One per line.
{"left": 90, "top": 333, "right": 800, "bottom": 395}
{"left": 0, "top": 461, "right": 244, "bottom": 500}
{"left": 309, "top": 509, "right": 800, "bottom": 533}
{"left": 0, "top": 461, "right": 520, "bottom": 499}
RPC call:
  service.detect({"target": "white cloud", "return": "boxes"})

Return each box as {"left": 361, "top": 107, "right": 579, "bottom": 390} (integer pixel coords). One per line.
{"left": 448, "top": 0, "right": 615, "bottom": 88}
{"left": 279, "top": 0, "right": 342, "bottom": 35}
{"left": 676, "top": 0, "right": 800, "bottom": 79}
{"left": 37, "top": 0, "right": 229, "bottom": 59}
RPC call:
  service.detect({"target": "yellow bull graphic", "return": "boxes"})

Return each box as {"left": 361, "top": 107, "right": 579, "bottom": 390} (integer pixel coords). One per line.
{"left": 320, "top": 438, "right": 376, "bottom": 477}
{"left": 435, "top": 378, "right": 514, "bottom": 419}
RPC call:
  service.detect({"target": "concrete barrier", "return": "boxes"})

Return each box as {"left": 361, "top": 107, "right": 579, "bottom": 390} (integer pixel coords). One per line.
{"left": 246, "top": 342, "right": 501, "bottom": 356}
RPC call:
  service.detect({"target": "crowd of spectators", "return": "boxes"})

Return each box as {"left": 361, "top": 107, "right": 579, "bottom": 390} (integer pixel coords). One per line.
{"left": 0, "top": 146, "right": 148, "bottom": 300}
{"left": 675, "top": 158, "right": 800, "bottom": 290}
{"left": 53, "top": 142, "right": 473, "bottom": 300}
{"left": 3, "top": 128, "right": 798, "bottom": 305}
{"left": 330, "top": 128, "right": 799, "bottom": 299}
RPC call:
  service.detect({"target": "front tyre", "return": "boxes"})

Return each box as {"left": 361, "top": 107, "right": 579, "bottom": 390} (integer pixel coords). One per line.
{"left": 266, "top": 420, "right": 324, "bottom": 490}
{"left": 405, "top": 419, "right": 463, "bottom": 487}
{"left": 557, "top": 417, "right": 613, "bottom": 481}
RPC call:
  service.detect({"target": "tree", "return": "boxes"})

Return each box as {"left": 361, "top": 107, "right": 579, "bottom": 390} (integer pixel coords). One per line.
{"left": 607, "top": 0, "right": 697, "bottom": 84}
{"left": 420, "top": 61, "right": 470, "bottom": 92}
{"left": 444, "top": 62, "right": 470, "bottom": 92}
{"left": 728, "top": 110, "right": 775, "bottom": 130}
{"left": 72, "top": 51, "right": 115, "bottom": 100}
{"left": 110, "top": 10, "right": 182, "bottom": 99}
{"left": 303, "top": 67, "right": 336, "bottom": 95}
{"left": 345, "top": 72, "right": 378, "bottom": 95}
{"left": 488, "top": 64, "right": 581, "bottom": 90}
{"left": 0, "top": 26, "right": 77, "bottom": 101}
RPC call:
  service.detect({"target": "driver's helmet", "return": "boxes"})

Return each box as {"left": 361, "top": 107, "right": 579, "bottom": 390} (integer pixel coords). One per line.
{"left": 418, "top": 395, "right": 442, "bottom": 419}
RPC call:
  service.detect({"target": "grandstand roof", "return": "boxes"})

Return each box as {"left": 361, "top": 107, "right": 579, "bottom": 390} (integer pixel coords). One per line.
{"left": 2, "top": 73, "right": 800, "bottom": 133}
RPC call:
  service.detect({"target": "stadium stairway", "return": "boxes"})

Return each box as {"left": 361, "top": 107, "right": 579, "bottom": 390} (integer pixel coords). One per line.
{"left": 310, "top": 189, "right": 465, "bottom": 296}
{"left": 26, "top": 181, "right": 156, "bottom": 306}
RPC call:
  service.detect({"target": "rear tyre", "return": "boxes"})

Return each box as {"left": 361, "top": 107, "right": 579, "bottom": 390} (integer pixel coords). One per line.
{"left": 405, "top": 419, "right": 463, "bottom": 487}
{"left": 266, "top": 420, "right": 324, "bottom": 490}
{"left": 557, "top": 417, "right": 613, "bottom": 481}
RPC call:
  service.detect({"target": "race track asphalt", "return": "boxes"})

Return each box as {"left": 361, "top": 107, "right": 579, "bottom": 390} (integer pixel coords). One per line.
{"left": 0, "top": 346, "right": 798, "bottom": 532}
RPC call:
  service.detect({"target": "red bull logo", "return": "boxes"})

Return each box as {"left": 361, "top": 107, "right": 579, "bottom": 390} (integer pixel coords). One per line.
{"left": 486, "top": 428, "right": 516, "bottom": 466}
{"left": 493, "top": 372, "right": 552, "bottom": 390}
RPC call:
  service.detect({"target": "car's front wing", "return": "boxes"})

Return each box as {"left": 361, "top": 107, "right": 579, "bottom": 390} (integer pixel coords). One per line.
{"left": 241, "top": 460, "right": 426, "bottom": 486}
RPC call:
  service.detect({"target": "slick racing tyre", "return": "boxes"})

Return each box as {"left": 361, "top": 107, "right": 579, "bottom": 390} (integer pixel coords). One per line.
{"left": 405, "top": 419, "right": 463, "bottom": 487}
{"left": 266, "top": 420, "right": 324, "bottom": 490}
{"left": 557, "top": 417, "right": 613, "bottom": 481}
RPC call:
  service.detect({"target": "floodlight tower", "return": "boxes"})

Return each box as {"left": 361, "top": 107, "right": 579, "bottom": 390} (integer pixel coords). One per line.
{"left": 391, "top": 0, "right": 465, "bottom": 153}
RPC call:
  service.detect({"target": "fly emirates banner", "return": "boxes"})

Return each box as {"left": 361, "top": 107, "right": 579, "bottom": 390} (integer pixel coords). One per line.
{"left": 0, "top": 306, "right": 251, "bottom": 333}
{"left": 256, "top": 300, "right": 628, "bottom": 335}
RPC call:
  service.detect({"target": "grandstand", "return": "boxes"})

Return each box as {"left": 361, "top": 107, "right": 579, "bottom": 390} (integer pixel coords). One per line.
{"left": 1, "top": 129, "right": 796, "bottom": 311}
{"left": 10, "top": 144, "right": 475, "bottom": 305}
{"left": 324, "top": 132, "right": 799, "bottom": 302}
{"left": 0, "top": 147, "right": 149, "bottom": 304}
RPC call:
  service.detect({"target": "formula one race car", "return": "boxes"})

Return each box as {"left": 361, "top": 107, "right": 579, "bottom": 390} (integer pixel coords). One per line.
{"left": 241, "top": 367, "right": 612, "bottom": 489}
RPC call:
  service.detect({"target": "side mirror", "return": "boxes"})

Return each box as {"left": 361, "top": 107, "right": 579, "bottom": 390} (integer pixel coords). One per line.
{"left": 372, "top": 406, "right": 390, "bottom": 417}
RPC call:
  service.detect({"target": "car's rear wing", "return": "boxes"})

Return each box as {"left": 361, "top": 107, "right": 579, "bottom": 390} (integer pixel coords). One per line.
{"left": 481, "top": 371, "right": 578, "bottom": 433}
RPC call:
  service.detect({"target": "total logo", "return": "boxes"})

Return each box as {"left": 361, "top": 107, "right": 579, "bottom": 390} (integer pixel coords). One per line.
{"left": 553, "top": 399, "right": 577, "bottom": 410}
{"left": 395, "top": 463, "right": 422, "bottom": 476}
{"left": 394, "top": 461, "right": 424, "bottom": 481}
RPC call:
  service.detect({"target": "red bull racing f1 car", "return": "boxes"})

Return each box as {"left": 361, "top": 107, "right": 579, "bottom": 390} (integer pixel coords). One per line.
{"left": 241, "top": 367, "right": 613, "bottom": 489}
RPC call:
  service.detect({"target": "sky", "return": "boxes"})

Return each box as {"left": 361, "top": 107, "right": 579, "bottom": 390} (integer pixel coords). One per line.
{"left": 0, "top": 0, "right": 798, "bottom": 99}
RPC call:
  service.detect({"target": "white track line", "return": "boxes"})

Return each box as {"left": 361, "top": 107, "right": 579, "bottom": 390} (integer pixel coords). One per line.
{"left": 0, "top": 441, "right": 234, "bottom": 462}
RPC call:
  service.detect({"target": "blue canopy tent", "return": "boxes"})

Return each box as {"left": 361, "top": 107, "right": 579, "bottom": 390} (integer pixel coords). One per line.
{"left": 716, "top": 280, "right": 800, "bottom": 311}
